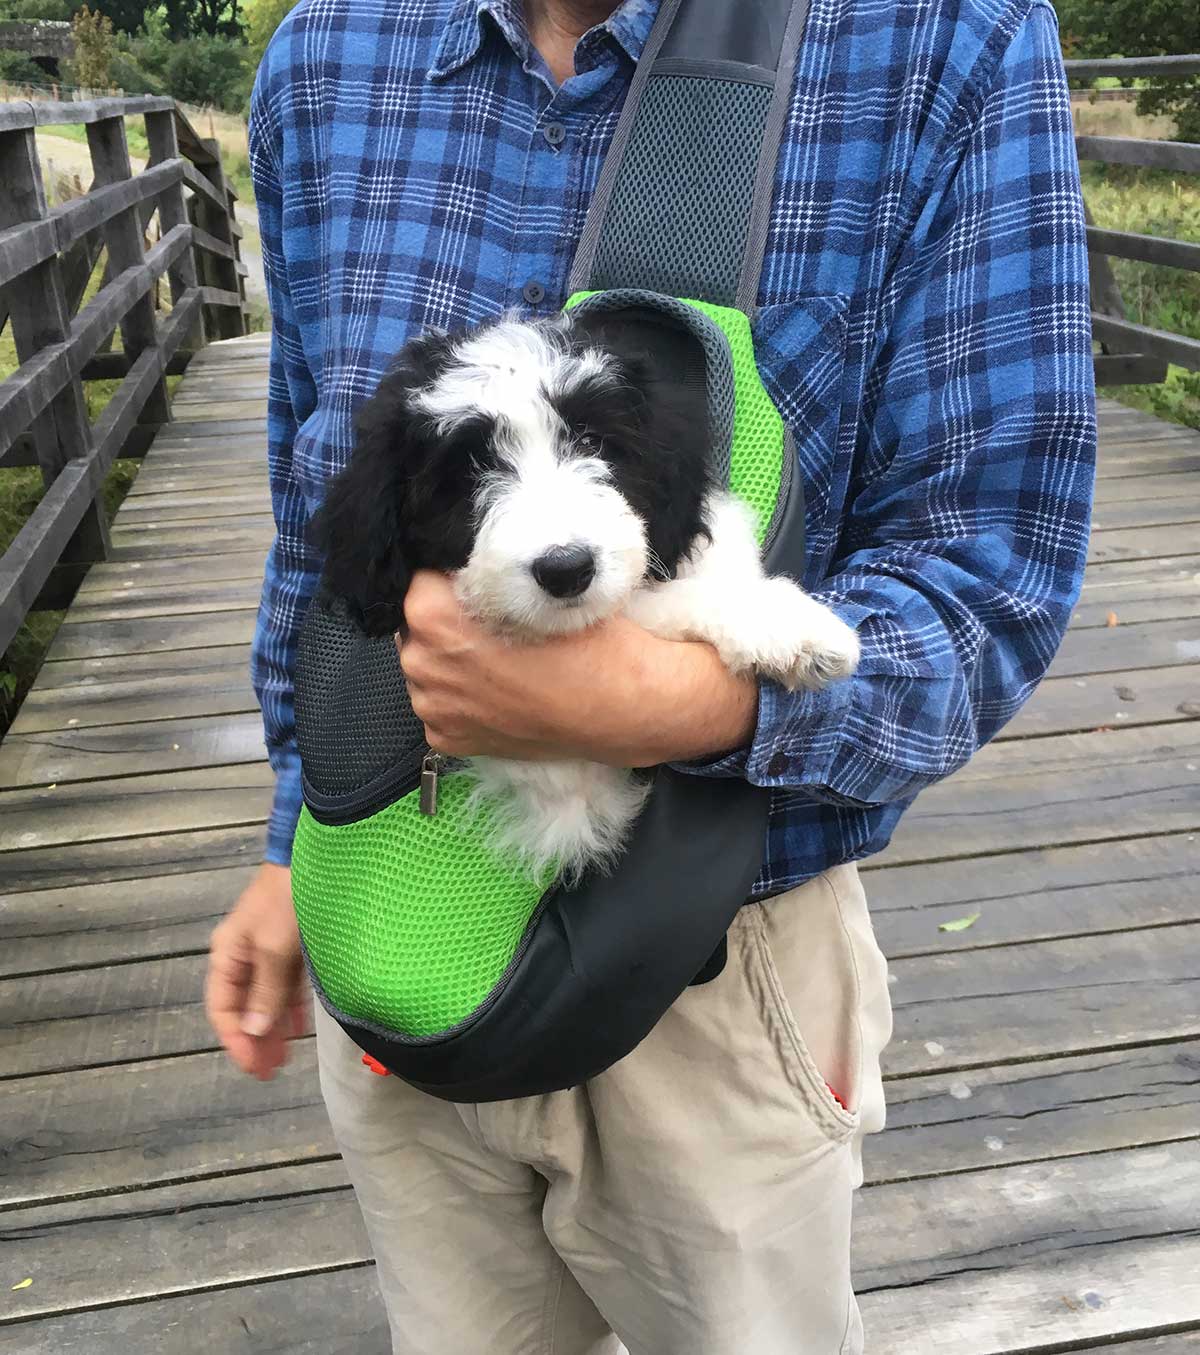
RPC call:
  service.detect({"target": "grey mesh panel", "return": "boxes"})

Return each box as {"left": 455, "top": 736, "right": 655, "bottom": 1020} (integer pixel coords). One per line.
{"left": 569, "top": 288, "right": 736, "bottom": 485}
{"left": 295, "top": 598, "right": 424, "bottom": 797}
{"left": 588, "top": 74, "right": 774, "bottom": 307}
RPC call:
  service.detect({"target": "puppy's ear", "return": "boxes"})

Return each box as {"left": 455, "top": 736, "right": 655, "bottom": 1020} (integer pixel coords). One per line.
{"left": 310, "top": 368, "right": 422, "bottom": 636}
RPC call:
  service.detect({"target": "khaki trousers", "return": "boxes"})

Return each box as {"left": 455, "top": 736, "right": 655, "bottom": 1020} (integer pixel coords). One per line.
{"left": 316, "top": 863, "right": 892, "bottom": 1355}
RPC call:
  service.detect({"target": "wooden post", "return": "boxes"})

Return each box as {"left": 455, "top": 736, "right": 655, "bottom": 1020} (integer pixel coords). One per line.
{"left": 144, "top": 107, "right": 203, "bottom": 354}
{"left": 0, "top": 126, "right": 109, "bottom": 572}
{"left": 197, "top": 132, "right": 247, "bottom": 340}
{"left": 86, "top": 114, "right": 172, "bottom": 430}
{"left": 1083, "top": 201, "right": 1168, "bottom": 387}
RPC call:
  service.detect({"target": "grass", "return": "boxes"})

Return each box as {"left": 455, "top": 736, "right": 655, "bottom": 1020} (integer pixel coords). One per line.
{"left": 39, "top": 117, "right": 151, "bottom": 161}
{"left": 1072, "top": 97, "right": 1200, "bottom": 431}
{"left": 1081, "top": 160, "right": 1200, "bottom": 431}
{"left": 38, "top": 109, "right": 254, "bottom": 203}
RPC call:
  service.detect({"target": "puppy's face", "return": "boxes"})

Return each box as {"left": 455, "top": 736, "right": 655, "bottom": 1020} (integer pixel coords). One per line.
{"left": 315, "top": 314, "right": 712, "bottom": 637}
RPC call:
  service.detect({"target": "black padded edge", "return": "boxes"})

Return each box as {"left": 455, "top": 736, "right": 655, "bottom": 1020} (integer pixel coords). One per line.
{"left": 570, "top": 0, "right": 809, "bottom": 306}
{"left": 322, "top": 765, "right": 769, "bottom": 1102}
{"left": 659, "top": 0, "right": 795, "bottom": 68}
{"left": 737, "top": 0, "right": 813, "bottom": 310}
{"left": 569, "top": 0, "right": 685, "bottom": 295}
{"left": 762, "top": 426, "right": 806, "bottom": 578}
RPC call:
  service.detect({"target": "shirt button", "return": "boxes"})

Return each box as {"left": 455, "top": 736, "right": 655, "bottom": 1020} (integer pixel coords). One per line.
{"left": 543, "top": 122, "right": 566, "bottom": 147}
{"left": 522, "top": 280, "right": 546, "bottom": 305}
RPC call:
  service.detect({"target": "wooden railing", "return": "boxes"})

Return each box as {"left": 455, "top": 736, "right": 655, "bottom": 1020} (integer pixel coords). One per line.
{"left": 0, "top": 94, "right": 248, "bottom": 655}
{"left": 1065, "top": 54, "right": 1200, "bottom": 385}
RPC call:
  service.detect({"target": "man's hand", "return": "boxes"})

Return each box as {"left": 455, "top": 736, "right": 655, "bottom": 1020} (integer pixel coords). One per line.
{"left": 205, "top": 863, "right": 310, "bottom": 1081}
{"left": 401, "top": 570, "right": 758, "bottom": 766}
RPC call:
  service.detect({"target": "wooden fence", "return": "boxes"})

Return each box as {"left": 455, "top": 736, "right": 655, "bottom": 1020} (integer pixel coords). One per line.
{"left": 1065, "top": 54, "right": 1200, "bottom": 385}
{"left": 0, "top": 94, "right": 247, "bottom": 656}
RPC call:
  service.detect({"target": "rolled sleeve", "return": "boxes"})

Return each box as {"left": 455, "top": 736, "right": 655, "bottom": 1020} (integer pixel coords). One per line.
{"left": 683, "top": 4, "right": 1096, "bottom": 809}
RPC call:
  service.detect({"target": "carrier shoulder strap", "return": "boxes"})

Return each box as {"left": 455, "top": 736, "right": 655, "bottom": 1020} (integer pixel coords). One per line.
{"left": 568, "top": 0, "right": 811, "bottom": 312}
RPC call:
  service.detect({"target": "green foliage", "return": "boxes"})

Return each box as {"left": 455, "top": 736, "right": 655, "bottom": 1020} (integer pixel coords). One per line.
{"left": 1053, "top": 0, "right": 1200, "bottom": 141}
{"left": 67, "top": 3, "right": 115, "bottom": 88}
{"left": 93, "top": 0, "right": 154, "bottom": 36}
{"left": 107, "top": 43, "right": 161, "bottom": 91}
{"left": 164, "top": 0, "right": 242, "bottom": 40}
{"left": 244, "top": 0, "right": 292, "bottom": 65}
{"left": 222, "top": 146, "right": 252, "bottom": 197}
{"left": 1084, "top": 162, "right": 1200, "bottom": 431}
{"left": 162, "top": 31, "right": 245, "bottom": 105}
{"left": 0, "top": 45, "right": 50, "bottom": 82}
{"left": 0, "top": 0, "right": 73, "bottom": 19}
{"left": 121, "top": 8, "right": 249, "bottom": 108}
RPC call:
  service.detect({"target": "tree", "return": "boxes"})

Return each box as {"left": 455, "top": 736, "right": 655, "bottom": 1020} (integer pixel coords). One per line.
{"left": 162, "top": 30, "right": 243, "bottom": 104}
{"left": 244, "top": 0, "right": 291, "bottom": 65}
{"left": 162, "top": 0, "right": 241, "bottom": 40}
{"left": 69, "top": 3, "right": 115, "bottom": 89}
{"left": 93, "top": 0, "right": 155, "bottom": 37}
{"left": 1054, "top": 0, "right": 1200, "bottom": 141}
{"left": 0, "top": 0, "right": 73, "bottom": 19}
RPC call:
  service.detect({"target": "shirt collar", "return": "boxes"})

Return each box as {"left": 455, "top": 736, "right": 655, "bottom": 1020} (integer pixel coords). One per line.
{"left": 429, "top": 0, "right": 658, "bottom": 81}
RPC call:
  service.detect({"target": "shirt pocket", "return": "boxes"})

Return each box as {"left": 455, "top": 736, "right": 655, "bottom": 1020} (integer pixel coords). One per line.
{"left": 751, "top": 296, "right": 852, "bottom": 579}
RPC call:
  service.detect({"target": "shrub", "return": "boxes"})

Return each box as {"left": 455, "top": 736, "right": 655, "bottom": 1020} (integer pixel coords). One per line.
{"left": 68, "top": 4, "right": 116, "bottom": 89}
{"left": 0, "top": 46, "right": 50, "bottom": 84}
{"left": 161, "top": 31, "right": 246, "bottom": 108}
{"left": 108, "top": 44, "right": 160, "bottom": 92}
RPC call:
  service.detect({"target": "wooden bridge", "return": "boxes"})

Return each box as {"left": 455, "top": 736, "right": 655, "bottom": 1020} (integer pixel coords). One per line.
{"left": 1, "top": 75, "right": 1199, "bottom": 1354}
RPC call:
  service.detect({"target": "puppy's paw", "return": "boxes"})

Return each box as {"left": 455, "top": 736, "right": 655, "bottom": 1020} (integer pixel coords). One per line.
{"left": 739, "top": 578, "right": 860, "bottom": 693}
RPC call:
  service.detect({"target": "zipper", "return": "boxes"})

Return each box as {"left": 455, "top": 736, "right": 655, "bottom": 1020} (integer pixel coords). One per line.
{"left": 302, "top": 742, "right": 447, "bottom": 826}
{"left": 420, "top": 751, "right": 445, "bottom": 815}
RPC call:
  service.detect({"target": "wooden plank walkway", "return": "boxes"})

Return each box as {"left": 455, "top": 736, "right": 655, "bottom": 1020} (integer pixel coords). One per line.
{"left": 1, "top": 335, "right": 1198, "bottom": 1352}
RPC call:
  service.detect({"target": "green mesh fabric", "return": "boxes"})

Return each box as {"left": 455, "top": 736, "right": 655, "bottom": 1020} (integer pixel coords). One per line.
{"left": 565, "top": 291, "right": 783, "bottom": 543}
{"left": 295, "top": 292, "right": 785, "bottom": 1043}
{"left": 293, "top": 774, "right": 551, "bottom": 1038}
{"left": 682, "top": 299, "right": 784, "bottom": 545}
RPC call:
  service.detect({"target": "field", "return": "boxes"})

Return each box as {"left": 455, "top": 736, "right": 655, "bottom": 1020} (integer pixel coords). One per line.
{"left": 1073, "top": 94, "right": 1200, "bottom": 430}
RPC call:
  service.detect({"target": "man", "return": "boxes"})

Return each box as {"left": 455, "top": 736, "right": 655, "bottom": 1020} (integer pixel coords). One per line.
{"left": 206, "top": 0, "right": 1096, "bottom": 1349}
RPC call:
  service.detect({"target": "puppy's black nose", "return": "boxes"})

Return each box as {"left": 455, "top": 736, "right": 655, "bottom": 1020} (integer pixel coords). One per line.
{"left": 531, "top": 544, "right": 596, "bottom": 599}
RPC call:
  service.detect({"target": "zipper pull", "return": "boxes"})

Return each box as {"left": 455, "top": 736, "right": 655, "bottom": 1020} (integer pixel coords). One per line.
{"left": 420, "top": 752, "right": 444, "bottom": 816}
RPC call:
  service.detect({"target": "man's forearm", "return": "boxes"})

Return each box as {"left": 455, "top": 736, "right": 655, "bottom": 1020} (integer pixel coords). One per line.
{"left": 399, "top": 570, "right": 758, "bottom": 768}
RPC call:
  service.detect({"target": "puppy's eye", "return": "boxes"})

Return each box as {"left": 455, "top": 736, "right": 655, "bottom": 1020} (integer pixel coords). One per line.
{"left": 576, "top": 433, "right": 602, "bottom": 454}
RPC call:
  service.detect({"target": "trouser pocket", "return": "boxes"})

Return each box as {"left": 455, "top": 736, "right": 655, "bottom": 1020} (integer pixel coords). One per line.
{"left": 733, "top": 864, "right": 892, "bottom": 1162}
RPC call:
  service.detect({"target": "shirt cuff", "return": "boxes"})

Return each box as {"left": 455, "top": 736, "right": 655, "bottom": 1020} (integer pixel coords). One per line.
{"left": 674, "top": 670, "right": 887, "bottom": 808}
{"left": 264, "top": 744, "right": 303, "bottom": 866}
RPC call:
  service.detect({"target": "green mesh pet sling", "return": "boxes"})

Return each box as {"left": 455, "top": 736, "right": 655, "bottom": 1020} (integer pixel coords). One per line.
{"left": 291, "top": 0, "right": 813, "bottom": 1102}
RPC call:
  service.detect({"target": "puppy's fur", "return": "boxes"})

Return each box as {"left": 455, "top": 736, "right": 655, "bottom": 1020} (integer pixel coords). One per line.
{"left": 314, "top": 311, "right": 859, "bottom": 879}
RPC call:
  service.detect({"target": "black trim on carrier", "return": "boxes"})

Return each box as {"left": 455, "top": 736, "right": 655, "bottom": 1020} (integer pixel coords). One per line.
{"left": 310, "top": 765, "right": 768, "bottom": 1101}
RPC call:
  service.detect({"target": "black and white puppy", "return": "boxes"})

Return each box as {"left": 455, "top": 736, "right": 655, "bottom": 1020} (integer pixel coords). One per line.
{"left": 314, "top": 311, "right": 859, "bottom": 878}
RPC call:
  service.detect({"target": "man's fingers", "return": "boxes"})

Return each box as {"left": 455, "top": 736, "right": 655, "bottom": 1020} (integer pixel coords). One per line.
{"left": 205, "top": 932, "right": 269, "bottom": 1076}
{"left": 204, "top": 928, "right": 252, "bottom": 1041}
{"left": 242, "top": 941, "right": 301, "bottom": 1037}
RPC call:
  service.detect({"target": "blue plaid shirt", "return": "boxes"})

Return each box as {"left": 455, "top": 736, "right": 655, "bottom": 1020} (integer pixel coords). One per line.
{"left": 250, "top": 0, "right": 1095, "bottom": 895}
